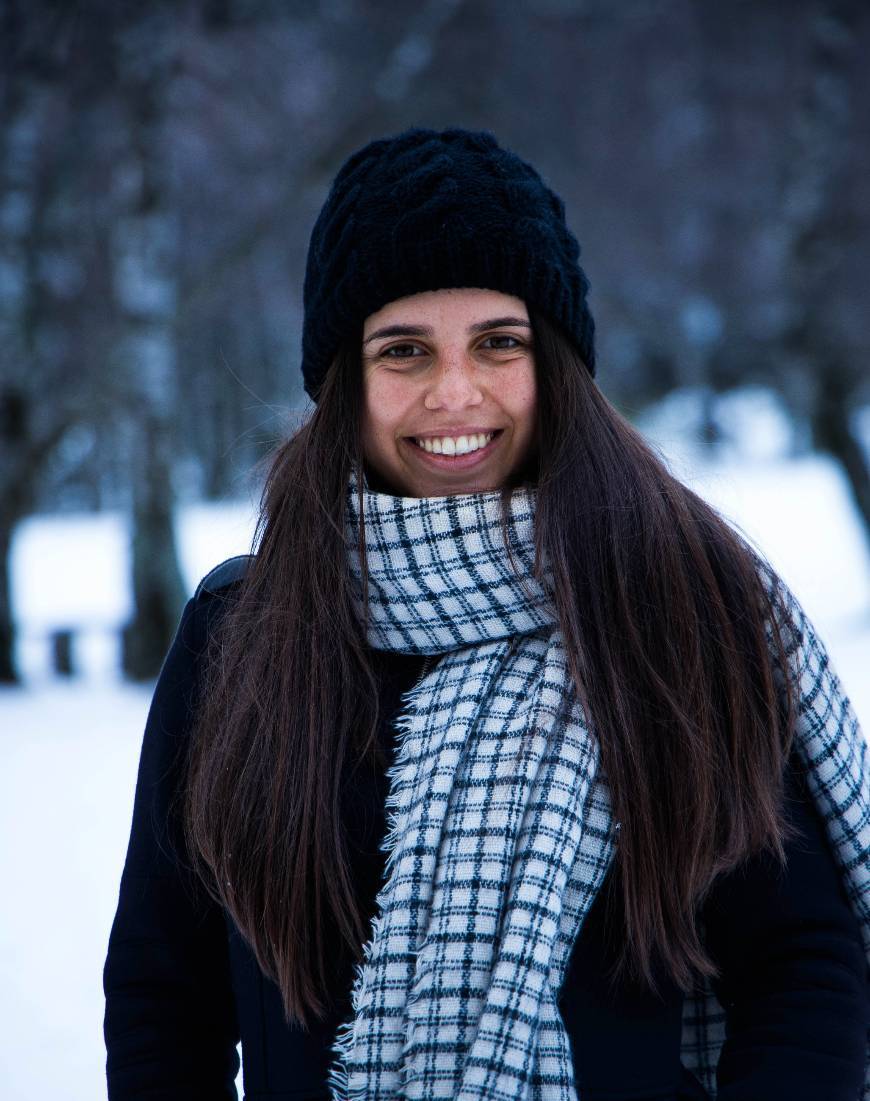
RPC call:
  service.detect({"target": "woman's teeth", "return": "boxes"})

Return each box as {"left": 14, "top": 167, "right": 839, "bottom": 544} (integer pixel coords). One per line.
{"left": 414, "top": 432, "right": 495, "bottom": 456}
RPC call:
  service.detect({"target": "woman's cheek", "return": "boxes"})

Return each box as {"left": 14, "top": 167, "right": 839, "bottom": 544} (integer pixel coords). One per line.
{"left": 502, "top": 361, "right": 537, "bottom": 412}
{"left": 363, "top": 375, "right": 412, "bottom": 452}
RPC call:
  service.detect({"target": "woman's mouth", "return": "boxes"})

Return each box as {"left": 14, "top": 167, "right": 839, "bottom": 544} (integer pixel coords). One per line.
{"left": 413, "top": 430, "right": 495, "bottom": 456}
{"left": 405, "top": 429, "right": 503, "bottom": 468}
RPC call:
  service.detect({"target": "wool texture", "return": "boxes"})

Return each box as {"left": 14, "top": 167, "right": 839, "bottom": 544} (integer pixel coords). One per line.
{"left": 300, "top": 126, "right": 596, "bottom": 401}
{"left": 332, "top": 476, "right": 870, "bottom": 1100}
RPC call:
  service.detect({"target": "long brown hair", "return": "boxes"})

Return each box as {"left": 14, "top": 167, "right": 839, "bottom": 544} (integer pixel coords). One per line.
{"left": 181, "top": 308, "right": 798, "bottom": 1027}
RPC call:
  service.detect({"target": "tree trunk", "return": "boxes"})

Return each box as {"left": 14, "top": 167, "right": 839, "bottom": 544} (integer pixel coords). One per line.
{"left": 780, "top": 0, "right": 869, "bottom": 545}
{"left": 809, "top": 364, "right": 870, "bottom": 552}
{"left": 122, "top": 414, "right": 186, "bottom": 680}
{"left": 113, "top": 12, "right": 187, "bottom": 680}
{"left": 0, "top": 515, "right": 16, "bottom": 683}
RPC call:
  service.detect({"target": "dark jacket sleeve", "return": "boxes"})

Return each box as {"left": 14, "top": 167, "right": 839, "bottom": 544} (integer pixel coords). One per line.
{"left": 703, "top": 752, "right": 868, "bottom": 1101}
{"left": 103, "top": 592, "right": 241, "bottom": 1100}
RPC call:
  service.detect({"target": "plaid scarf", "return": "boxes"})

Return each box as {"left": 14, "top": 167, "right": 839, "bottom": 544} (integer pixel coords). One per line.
{"left": 329, "top": 478, "right": 869, "bottom": 1101}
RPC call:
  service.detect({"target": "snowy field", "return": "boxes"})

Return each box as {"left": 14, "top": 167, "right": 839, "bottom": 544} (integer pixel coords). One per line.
{"left": 1, "top": 388, "right": 868, "bottom": 1100}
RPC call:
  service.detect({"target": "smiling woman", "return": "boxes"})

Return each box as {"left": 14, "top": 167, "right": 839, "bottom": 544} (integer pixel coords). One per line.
{"left": 361, "top": 288, "right": 538, "bottom": 497}
{"left": 104, "top": 127, "right": 869, "bottom": 1101}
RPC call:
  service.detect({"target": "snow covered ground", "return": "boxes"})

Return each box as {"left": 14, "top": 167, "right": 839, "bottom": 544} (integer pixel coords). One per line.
{"left": 1, "top": 387, "right": 868, "bottom": 1100}
{"left": 1, "top": 498, "right": 257, "bottom": 1100}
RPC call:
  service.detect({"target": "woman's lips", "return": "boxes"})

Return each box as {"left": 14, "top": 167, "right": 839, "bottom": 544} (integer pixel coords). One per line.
{"left": 404, "top": 430, "right": 503, "bottom": 469}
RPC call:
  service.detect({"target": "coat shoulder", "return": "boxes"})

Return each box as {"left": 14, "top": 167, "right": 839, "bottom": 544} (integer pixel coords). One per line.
{"left": 194, "top": 554, "right": 253, "bottom": 600}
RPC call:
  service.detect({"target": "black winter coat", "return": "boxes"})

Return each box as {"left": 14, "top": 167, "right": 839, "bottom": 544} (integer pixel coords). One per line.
{"left": 103, "top": 557, "right": 868, "bottom": 1101}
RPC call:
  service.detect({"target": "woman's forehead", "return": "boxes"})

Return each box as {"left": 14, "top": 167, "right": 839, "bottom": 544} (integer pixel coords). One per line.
{"left": 363, "top": 288, "right": 528, "bottom": 332}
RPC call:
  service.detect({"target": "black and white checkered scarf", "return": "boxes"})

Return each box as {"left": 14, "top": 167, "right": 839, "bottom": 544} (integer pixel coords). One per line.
{"left": 329, "top": 477, "right": 870, "bottom": 1100}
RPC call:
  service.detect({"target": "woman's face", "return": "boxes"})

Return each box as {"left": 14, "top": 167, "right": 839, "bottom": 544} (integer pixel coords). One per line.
{"left": 360, "top": 288, "right": 538, "bottom": 497}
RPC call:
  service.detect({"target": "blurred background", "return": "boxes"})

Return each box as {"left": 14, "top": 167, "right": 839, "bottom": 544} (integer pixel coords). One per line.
{"left": 1, "top": 1, "right": 868, "bottom": 1097}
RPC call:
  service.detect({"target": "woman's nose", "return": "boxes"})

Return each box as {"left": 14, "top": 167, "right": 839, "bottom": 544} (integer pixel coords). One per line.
{"left": 423, "top": 355, "right": 484, "bottom": 410}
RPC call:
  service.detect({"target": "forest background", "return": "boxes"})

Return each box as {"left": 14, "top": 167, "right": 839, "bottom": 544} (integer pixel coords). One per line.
{"left": 1, "top": 0, "right": 868, "bottom": 682}
{"left": 2, "top": 3, "right": 869, "bottom": 1097}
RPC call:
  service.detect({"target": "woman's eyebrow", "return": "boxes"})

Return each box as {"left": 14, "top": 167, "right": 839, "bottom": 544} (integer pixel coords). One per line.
{"left": 363, "top": 316, "right": 531, "bottom": 345}
{"left": 468, "top": 316, "right": 531, "bottom": 335}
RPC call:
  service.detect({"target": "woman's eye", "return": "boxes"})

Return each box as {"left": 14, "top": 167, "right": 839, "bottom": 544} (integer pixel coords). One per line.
{"left": 379, "top": 335, "right": 523, "bottom": 359}
{"left": 382, "top": 344, "right": 422, "bottom": 359}
{"left": 482, "top": 335, "right": 522, "bottom": 350}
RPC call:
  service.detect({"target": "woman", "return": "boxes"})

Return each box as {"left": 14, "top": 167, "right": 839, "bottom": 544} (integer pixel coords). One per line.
{"left": 103, "top": 127, "right": 869, "bottom": 1100}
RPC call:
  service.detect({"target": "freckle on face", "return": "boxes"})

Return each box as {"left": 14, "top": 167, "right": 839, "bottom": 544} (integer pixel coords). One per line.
{"left": 360, "top": 288, "right": 538, "bottom": 498}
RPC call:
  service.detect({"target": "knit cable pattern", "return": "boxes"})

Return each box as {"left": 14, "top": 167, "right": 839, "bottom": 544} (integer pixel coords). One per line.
{"left": 301, "top": 127, "right": 595, "bottom": 400}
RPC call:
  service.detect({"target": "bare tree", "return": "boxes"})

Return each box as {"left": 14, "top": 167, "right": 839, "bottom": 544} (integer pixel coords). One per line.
{"left": 0, "top": 2, "right": 112, "bottom": 680}
{"left": 777, "top": 0, "right": 870, "bottom": 543}
{"left": 110, "top": 7, "right": 187, "bottom": 678}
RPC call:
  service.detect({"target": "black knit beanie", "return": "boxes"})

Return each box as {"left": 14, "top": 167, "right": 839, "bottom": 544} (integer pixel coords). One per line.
{"left": 300, "top": 126, "right": 596, "bottom": 401}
